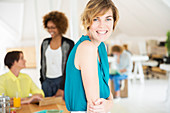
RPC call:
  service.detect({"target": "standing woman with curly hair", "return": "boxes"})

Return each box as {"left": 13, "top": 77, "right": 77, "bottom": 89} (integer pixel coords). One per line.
{"left": 40, "top": 11, "right": 74, "bottom": 97}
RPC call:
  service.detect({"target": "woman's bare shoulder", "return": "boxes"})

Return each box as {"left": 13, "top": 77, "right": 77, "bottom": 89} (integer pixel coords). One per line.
{"left": 75, "top": 40, "right": 98, "bottom": 69}
{"left": 78, "top": 40, "right": 97, "bottom": 52}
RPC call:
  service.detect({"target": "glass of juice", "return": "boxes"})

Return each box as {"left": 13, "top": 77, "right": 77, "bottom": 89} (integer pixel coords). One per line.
{"left": 13, "top": 92, "right": 21, "bottom": 109}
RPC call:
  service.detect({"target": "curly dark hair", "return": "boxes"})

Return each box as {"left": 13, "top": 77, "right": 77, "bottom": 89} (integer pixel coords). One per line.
{"left": 43, "top": 11, "right": 68, "bottom": 35}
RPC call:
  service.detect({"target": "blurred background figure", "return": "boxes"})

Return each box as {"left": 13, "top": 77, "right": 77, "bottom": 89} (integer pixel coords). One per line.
{"left": 109, "top": 45, "right": 133, "bottom": 100}
{"left": 0, "top": 51, "right": 44, "bottom": 104}
{"left": 123, "top": 44, "right": 132, "bottom": 55}
{"left": 40, "top": 11, "right": 74, "bottom": 97}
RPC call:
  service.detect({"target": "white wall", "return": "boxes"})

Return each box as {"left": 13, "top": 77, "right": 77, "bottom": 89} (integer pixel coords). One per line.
{"left": 108, "top": 33, "right": 167, "bottom": 55}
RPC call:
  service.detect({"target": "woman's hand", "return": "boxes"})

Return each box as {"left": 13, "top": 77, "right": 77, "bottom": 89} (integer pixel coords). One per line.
{"left": 88, "top": 98, "right": 113, "bottom": 113}
{"left": 52, "top": 89, "right": 64, "bottom": 97}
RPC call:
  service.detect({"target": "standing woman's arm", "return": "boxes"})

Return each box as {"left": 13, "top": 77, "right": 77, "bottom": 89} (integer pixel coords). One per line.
{"left": 75, "top": 41, "right": 99, "bottom": 111}
{"left": 40, "top": 41, "right": 44, "bottom": 84}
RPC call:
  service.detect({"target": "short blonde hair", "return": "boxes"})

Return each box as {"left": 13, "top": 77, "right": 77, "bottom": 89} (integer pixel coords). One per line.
{"left": 81, "top": 0, "right": 119, "bottom": 31}
{"left": 111, "top": 45, "right": 123, "bottom": 54}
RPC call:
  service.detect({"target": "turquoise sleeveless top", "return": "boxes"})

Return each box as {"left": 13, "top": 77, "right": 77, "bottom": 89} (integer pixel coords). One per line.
{"left": 64, "top": 35, "right": 110, "bottom": 111}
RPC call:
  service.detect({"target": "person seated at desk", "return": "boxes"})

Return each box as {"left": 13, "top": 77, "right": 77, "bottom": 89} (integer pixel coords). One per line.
{"left": 123, "top": 44, "right": 132, "bottom": 55}
{"left": 0, "top": 51, "right": 44, "bottom": 104}
{"left": 109, "top": 45, "right": 133, "bottom": 99}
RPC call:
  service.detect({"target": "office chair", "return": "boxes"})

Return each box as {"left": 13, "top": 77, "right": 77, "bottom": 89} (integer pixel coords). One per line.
{"left": 142, "top": 59, "right": 159, "bottom": 79}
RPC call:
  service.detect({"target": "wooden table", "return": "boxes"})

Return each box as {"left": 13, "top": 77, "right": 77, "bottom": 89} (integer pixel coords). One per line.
{"left": 16, "top": 97, "right": 69, "bottom": 113}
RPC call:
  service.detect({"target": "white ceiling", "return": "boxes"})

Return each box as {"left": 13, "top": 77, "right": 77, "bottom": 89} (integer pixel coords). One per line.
{"left": 112, "top": 0, "right": 170, "bottom": 37}
{"left": 0, "top": 0, "right": 170, "bottom": 46}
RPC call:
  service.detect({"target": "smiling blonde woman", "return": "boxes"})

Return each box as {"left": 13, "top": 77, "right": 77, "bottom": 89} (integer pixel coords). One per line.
{"left": 64, "top": 0, "right": 119, "bottom": 112}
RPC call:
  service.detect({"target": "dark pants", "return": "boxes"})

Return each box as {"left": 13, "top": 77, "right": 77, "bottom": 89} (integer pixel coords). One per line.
{"left": 109, "top": 74, "right": 128, "bottom": 91}
{"left": 42, "top": 76, "right": 64, "bottom": 97}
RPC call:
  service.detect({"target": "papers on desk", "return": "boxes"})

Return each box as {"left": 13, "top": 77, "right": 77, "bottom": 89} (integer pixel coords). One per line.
{"left": 34, "top": 109, "right": 63, "bottom": 113}
{"left": 39, "top": 97, "right": 58, "bottom": 106}
{"left": 160, "top": 64, "right": 170, "bottom": 71}
{"left": 109, "top": 68, "right": 120, "bottom": 75}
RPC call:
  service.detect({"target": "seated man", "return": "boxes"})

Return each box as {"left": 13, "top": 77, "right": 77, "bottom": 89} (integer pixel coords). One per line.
{"left": 109, "top": 45, "right": 133, "bottom": 99}
{"left": 0, "top": 51, "right": 44, "bottom": 104}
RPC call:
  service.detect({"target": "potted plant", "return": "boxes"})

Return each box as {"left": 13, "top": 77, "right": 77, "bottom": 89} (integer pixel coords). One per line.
{"left": 165, "top": 31, "right": 170, "bottom": 64}
{"left": 166, "top": 31, "right": 170, "bottom": 56}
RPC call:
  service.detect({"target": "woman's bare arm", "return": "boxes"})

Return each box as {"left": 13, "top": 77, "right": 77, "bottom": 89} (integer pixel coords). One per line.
{"left": 75, "top": 41, "right": 99, "bottom": 109}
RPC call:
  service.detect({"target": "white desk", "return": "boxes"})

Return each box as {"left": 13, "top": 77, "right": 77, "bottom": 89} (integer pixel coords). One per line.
{"left": 131, "top": 55, "right": 149, "bottom": 83}
{"left": 108, "top": 55, "right": 149, "bottom": 83}
{"left": 160, "top": 64, "right": 170, "bottom": 104}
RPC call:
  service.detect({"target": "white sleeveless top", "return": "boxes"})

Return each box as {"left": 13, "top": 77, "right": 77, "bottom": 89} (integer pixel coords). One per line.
{"left": 45, "top": 45, "right": 62, "bottom": 78}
